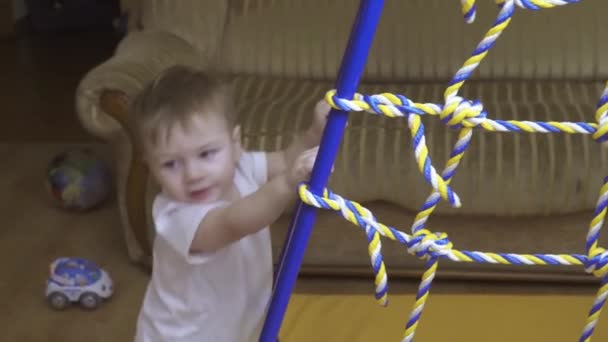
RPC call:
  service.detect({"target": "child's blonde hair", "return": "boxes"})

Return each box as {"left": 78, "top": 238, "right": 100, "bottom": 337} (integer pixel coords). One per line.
{"left": 131, "top": 65, "right": 236, "bottom": 153}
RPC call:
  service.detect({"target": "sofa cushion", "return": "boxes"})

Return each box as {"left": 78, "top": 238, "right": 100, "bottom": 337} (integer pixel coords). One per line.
{"left": 230, "top": 74, "right": 608, "bottom": 217}
{"left": 270, "top": 200, "right": 605, "bottom": 282}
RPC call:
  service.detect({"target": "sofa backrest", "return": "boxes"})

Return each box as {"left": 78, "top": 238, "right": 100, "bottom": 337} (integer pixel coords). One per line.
{"left": 135, "top": 0, "right": 230, "bottom": 65}
{"left": 218, "top": 0, "right": 608, "bottom": 82}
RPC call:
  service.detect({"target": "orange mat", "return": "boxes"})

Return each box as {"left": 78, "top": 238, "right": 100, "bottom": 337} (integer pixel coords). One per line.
{"left": 279, "top": 293, "right": 608, "bottom": 341}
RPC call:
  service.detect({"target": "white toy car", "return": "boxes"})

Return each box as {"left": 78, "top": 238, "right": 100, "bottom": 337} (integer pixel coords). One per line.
{"left": 46, "top": 257, "right": 114, "bottom": 310}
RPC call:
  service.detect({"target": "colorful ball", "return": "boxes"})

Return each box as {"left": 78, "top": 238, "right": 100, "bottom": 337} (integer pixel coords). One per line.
{"left": 46, "top": 148, "right": 112, "bottom": 210}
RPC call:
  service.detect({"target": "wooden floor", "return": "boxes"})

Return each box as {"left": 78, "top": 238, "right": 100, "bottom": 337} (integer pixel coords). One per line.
{"left": 0, "top": 29, "right": 120, "bottom": 143}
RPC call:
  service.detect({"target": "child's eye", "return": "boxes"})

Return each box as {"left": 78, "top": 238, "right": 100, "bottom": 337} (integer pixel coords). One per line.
{"left": 199, "top": 149, "right": 218, "bottom": 159}
{"left": 161, "top": 160, "right": 176, "bottom": 169}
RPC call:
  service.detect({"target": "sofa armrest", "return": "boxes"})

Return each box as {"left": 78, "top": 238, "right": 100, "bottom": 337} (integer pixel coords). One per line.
{"left": 75, "top": 30, "right": 204, "bottom": 140}
{"left": 98, "top": 89, "right": 154, "bottom": 262}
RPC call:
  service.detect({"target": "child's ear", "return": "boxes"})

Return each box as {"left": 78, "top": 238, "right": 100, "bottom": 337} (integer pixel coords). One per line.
{"left": 232, "top": 125, "right": 243, "bottom": 159}
{"left": 232, "top": 125, "right": 241, "bottom": 142}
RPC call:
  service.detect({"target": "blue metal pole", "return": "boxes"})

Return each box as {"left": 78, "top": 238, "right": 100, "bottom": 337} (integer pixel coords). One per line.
{"left": 260, "top": 1, "right": 385, "bottom": 341}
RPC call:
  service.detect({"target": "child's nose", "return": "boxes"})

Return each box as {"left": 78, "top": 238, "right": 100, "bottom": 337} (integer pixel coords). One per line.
{"left": 184, "top": 162, "right": 203, "bottom": 183}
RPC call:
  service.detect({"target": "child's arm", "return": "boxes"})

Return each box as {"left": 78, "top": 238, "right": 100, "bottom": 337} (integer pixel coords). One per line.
{"left": 266, "top": 100, "right": 330, "bottom": 181}
{"left": 190, "top": 147, "right": 318, "bottom": 253}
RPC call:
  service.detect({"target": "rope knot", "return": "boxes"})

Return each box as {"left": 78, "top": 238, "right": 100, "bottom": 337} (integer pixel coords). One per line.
{"left": 462, "top": 0, "right": 580, "bottom": 24}
{"left": 407, "top": 229, "right": 453, "bottom": 260}
{"left": 585, "top": 247, "right": 608, "bottom": 278}
{"left": 440, "top": 96, "right": 487, "bottom": 129}
{"left": 592, "top": 85, "right": 608, "bottom": 144}
{"left": 367, "top": 93, "right": 424, "bottom": 117}
{"left": 324, "top": 89, "right": 425, "bottom": 117}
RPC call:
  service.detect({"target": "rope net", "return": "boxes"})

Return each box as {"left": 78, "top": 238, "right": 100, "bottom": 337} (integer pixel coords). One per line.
{"left": 300, "top": 1, "right": 608, "bottom": 341}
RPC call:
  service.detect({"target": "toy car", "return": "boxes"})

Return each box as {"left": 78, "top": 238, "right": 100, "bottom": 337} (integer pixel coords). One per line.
{"left": 46, "top": 257, "right": 113, "bottom": 310}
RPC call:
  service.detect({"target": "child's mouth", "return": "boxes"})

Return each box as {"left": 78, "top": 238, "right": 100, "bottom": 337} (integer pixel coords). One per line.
{"left": 189, "top": 187, "right": 212, "bottom": 200}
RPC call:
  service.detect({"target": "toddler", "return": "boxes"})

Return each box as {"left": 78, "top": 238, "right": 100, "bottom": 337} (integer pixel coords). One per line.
{"left": 130, "top": 65, "right": 329, "bottom": 341}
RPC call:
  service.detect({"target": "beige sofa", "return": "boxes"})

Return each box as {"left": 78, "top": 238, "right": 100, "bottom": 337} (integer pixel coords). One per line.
{"left": 76, "top": 0, "right": 608, "bottom": 284}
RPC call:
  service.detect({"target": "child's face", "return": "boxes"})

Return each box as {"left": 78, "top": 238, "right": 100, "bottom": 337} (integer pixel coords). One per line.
{"left": 144, "top": 113, "right": 241, "bottom": 204}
